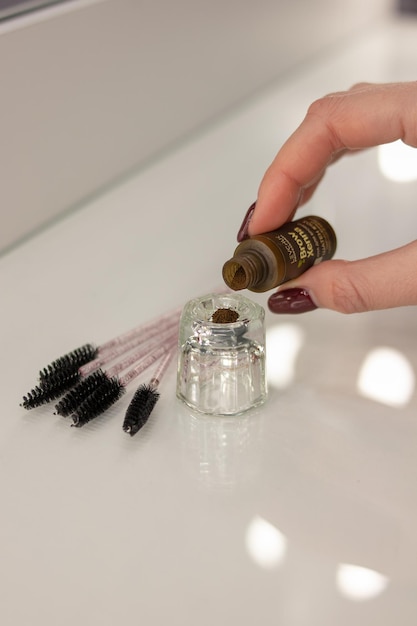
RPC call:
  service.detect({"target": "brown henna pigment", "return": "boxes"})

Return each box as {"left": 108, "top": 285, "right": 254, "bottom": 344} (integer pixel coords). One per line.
{"left": 211, "top": 308, "right": 239, "bottom": 324}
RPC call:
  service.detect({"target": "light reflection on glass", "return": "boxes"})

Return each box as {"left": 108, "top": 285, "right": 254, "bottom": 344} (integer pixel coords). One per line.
{"left": 357, "top": 347, "right": 415, "bottom": 408}
{"left": 378, "top": 140, "right": 417, "bottom": 182}
{"left": 336, "top": 563, "right": 389, "bottom": 601}
{"left": 245, "top": 516, "right": 287, "bottom": 569}
{"left": 266, "top": 323, "right": 304, "bottom": 389}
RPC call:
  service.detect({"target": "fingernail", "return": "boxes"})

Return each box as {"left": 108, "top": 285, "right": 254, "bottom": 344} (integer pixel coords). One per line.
{"left": 237, "top": 202, "right": 256, "bottom": 242}
{"left": 268, "top": 288, "right": 317, "bottom": 314}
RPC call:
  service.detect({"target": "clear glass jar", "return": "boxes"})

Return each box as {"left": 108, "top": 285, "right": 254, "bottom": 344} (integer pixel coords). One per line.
{"left": 176, "top": 293, "right": 267, "bottom": 415}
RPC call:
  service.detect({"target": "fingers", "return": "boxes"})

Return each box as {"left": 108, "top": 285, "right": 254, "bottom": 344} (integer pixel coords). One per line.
{"left": 248, "top": 81, "right": 417, "bottom": 236}
{"left": 268, "top": 240, "right": 417, "bottom": 314}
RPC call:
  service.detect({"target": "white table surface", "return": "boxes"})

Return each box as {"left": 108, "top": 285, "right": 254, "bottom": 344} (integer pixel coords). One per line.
{"left": 1, "top": 15, "right": 417, "bottom": 626}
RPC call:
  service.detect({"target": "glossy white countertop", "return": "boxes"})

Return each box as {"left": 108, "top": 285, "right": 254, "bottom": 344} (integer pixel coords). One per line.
{"left": 1, "top": 15, "right": 417, "bottom": 626}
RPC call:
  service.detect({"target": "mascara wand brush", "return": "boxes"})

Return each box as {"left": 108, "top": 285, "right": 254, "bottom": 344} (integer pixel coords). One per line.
{"left": 54, "top": 326, "right": 178, "bottom": 417}
{"left": 21, "top": 314, "right": 180, "bottom": 410}
{"left": 37, "top": 307, "right": 181, "bottom": 383}
{"left": 70, "top": 337, "right": 178, "bottom": 428}
{"left": 122, "top": 348, "right": 175, "bottom": 437}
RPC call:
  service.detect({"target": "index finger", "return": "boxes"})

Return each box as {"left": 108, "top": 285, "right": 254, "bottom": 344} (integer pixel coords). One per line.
{"left": 248, "top": 81, "right": 417, "bottom": 235}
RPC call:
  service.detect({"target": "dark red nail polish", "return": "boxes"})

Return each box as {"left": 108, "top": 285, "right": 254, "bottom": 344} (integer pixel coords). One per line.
{"left": 268, "top": 288, "right": 317, "bottom": 314}
{"left": 237, "top": 202, "right": 256, "bottom": 242}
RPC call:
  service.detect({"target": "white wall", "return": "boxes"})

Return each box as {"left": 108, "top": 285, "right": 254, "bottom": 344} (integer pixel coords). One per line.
{"left": 0, "top": 0, "right": 392, "bottom": 252}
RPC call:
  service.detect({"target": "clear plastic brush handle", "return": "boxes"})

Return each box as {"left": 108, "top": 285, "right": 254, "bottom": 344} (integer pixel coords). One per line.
{"left": 149, "top": 348, "right": 176, "bottom": 389}
{"left": 106, "top": 329, "right": 177, "bottom": 379}
{"left": 119, "top": 338, "right": 177, "bottom": 388}
{"left": 99, "top": 307, "right": 181, "bottom": 352}
{"left": 80, "top": 317, "right": 179, "bottom": 376}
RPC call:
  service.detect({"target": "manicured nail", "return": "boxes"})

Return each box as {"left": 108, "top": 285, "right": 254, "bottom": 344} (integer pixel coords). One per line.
{"left": 237, "top": 202, "right": 256, "bottom": 242}
{"left": 268, "top": 288, "right": 317, "bottom": 314}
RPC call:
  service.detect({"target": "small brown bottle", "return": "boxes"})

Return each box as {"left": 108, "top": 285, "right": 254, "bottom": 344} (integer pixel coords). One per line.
{"left": 222, "top": 215, "right": 337, "bottom": 293}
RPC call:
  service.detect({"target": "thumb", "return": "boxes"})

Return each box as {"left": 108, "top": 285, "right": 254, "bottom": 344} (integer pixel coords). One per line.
{"left": 268, "top": 241, "right": 417, "bottom": 314}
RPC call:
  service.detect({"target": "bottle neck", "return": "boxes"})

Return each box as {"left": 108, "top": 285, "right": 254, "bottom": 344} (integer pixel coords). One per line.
{"left": 222, "top": 249, "right": 269, "bottom": 291}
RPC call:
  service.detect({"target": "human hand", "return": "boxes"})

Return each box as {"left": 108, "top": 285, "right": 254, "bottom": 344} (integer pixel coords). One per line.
{"left": 237, "top": 81, "right": 417, "bottom": 314}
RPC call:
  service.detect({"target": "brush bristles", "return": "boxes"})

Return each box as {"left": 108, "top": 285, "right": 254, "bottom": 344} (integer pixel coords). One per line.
{"left": 54, "top": 370, "right": 108, "bottom": 417}
{"left": 123, "top": 384, "right": 160, "bottom": 436}
{"left": 39, "top": 344, "right": 98, "bottom": 382}
{"left": 21, "top": 369, "right": 81, "bottom": 410}
{"left": 21, "top": 385, "right": 55, "bottom": 410}
{"left": 71, "top": 377, "right": 125, "bottom": 427}
{"left": 41, "top": 368, "right": 82, "bottom": 397}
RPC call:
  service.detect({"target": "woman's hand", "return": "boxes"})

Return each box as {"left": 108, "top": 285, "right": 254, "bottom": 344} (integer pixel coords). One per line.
{"left": 238, "top": 81, "right": 417, "bottom": 314}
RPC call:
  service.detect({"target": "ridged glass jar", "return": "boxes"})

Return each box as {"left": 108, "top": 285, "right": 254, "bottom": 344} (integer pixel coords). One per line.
{"left": 176, "top": 293, "right": 267, "bottom": 415}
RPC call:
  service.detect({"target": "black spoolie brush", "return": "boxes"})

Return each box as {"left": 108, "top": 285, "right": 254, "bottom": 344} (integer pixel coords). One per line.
{"left": 54, "top": 326, "right": 177, "bottom": 417}
{"left": 71, "top": 376, "right": 126, "bottom": 427}
{"left": 38, "top": 344, "right": 99, "bottom": 382}
{"left": 38, "top": 307, "right": 181, "bottom": 384}
{"left": 21, "top": 314, "right": 179, "bottom": 410}
{"left": 21, "top": 365, "right": 95, "bottom": 410}
{"left": 71, "top": 338, "right": 177, "bottom": 428}
{"left": 53, "top": 369, "right": 109, "bottom": 417}
{"left": 20, "top": 344, "right": 100, "bottom": 408}
{"left": 123, "top": 348, "right": 175, "bottom": 437}
{"left": 20, "top": 369, "right": 81, "bottom": 410}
